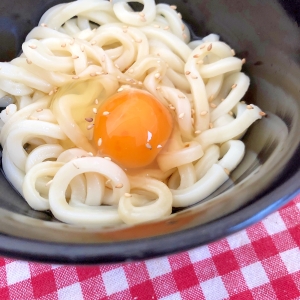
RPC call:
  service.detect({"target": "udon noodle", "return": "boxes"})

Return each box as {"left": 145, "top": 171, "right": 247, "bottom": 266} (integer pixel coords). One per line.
{"left": 0, "top": 0, "right": 264, "bottom": 226}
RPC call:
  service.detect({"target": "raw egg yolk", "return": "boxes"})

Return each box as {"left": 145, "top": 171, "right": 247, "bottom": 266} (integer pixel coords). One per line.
{"left": 93, "top": 89, "right": 173, "bottom": 169}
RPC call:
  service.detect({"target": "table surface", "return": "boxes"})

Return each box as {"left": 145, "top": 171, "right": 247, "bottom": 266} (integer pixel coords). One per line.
{"left": 1, "top": 193, "right": 300, "bottom": 300}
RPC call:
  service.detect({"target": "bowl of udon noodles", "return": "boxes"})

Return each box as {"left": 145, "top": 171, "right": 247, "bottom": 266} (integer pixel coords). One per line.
{"left": 0, "top": 0, "right": 299, "bottom": 264}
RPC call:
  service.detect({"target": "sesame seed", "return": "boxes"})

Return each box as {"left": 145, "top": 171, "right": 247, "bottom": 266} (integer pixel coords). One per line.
{"left": 118, "top": 87, "right": 124, "bottom": 92}
{"left": 105, "top": 179, "right": 111, "bottom": 185}
{"left": 200, "top": 110, "right": 208, "bottom": 116}
{"left": 124, "top": 193, "right": 132, "bottom": 198}
{"left": 139, "top": 12, "right": 145, "bottom": 17}
{"left": 72, "top": 162, "right": 79, "bottom": 169}
{"left": 170, "top": 5, "right": 177, "bottom": 9}
{"left": 26, "top": 59, "right": 32, "bottom": 64}
{"left": 193, "top": 54, "right": 200, "bottom": 58}
{"left": 231, "top": 84, "right": 237, "bottom": 89}
{"left": 210, "top": 103, "right": 217, "bottom": 108}
{"left": 36, "top": 108, "right": 43, "bottom": 112}
{"left": 200, "top": 45, "right": 205, "bottom": 49}
{"left": 146, "top": 143, "right": 152, "bottom": 150}
{"left": 231, "top": 49, "right": 235, "bottom": 56}
{"left": 228, "top": 111, "right": 233, "bottom": 116}
{"left": 138, "top": 81, "right": 143, "bottom": 85}
{"left": 209, "top": 122, "right": 214, "bottom": 129}
{"left": 90, "top": 40, "right": 96, "bottom": 45}
{"left": 90, "top": 73, "right": 96, "bottom": 77}
{"left": 182, "top": 24, "right": 185, "bottom": 31}
{"left": 185, "top": 71, "right": 191, "bottom": 75}
{"left": 241, "top": 58, "right": 246, "bottom": 64}
{"left": 183, "top": 33, "right": 187, "bottom": 39}
{"left": 117, "top": 76, "right": 121, "bottom": 80}
{"left": 69, "top": 39, "right": 75, "bottom": 45}
{"left": 93, "top": 108, "right": 97, "bottom": 114}
{"left": 208, "top": 95, "right": 214, "bottom": 102}
{"left": 191, "top": 74, "right": 198, "bottom": 79}
{"left": 247, "top": 105, "right": 253, "bottom": 109}
{"left": 5, "top": 107, "right": 9, "bottom": 115}
{"left": 154, "top": 72, "right": 160, "bottom": 79}
{"left": 61, "top": 43, "right": 66, "bottom": 47}
{"left": 48, "top": 90, "right": 54, "bottom": 96}
{"left": 98, "top": 138, "right": 102, "bottom": 146}
{"left": 72, "top": 54, "right": 79, "bottom": 59}
{"left": 72, "top": 75, "right": 79, "bottom": 79}
{"left": 164, "top": 26, "right": 169, "bottom": 30}
{"left": 178, "top": 94, "right": 185, "bottom": 99}
{"left": 259, "top": 111, "right": 266, "bottom": 116}
{"left": 29, "top": 44, "right": 37, "bottom": 49}
{"left": 41, "top": 23, "right": 47, "bottom": 27}
{"left": 80, "top": 45, "right": 85, "bottom": 52}
{"left": 87, "top": 124, "right": 94, "bottom": 130}
{"left": 95, "top": 99, "right": 99, "bottom": 105}
{"left": 224, "top": 168, "right": 230, "bottom": 175}
{"left": 140, "top": 16, "right": 146, "bottom": 22}
{"left": 88, "top": 152, "right": 93, "bottom": 156}
{"left": 196, "top": 60, "right": 204, "bottom": 65}
{"left": 177, "top": 13, "right": 182, "bottom": 19}
{"left": 96, "top": 71, "right": 103, "bottom": 75}
{"left": 114, "top": 63, "right": 120, "bottom": 69}
{"left": 157, "top": 145, "right": 162, "bottom": 148}
{"left": 207, "top": 43, "right": 212, "bottom": 51}
{"left": 46, "top": 180, "right": 53, "bottom": 186}
{"left": 115, "top": 183, "right": 123, "bottom": 188}
{"left": 194, "top": 130, "right": 201, "bottom": 134}
{"left": 103, "top": 111, "right": 110, "bottom": 116}
{"left": 178, "top": 112, "right": 185, "bottom": 119}
{"left": 128, "top": 69, "right": 134, "bottom": 73}
{"left": 104, "top": 157, "right": 111, "bottom": 161}
{"left": 85, "top": 117, "right": 93, "bottom": 122}
{"left": 135, "top": 38, "right": 142, "bottom": 43}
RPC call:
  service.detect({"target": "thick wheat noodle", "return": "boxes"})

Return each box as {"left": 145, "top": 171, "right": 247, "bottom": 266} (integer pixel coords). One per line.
{"left": 0, "top": 0, "right": 263, "bottom": 226}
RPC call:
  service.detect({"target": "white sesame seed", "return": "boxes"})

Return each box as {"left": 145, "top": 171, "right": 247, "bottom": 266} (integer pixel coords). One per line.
{"left": 170, "top": 5, "right": 177, "bottom": 9}
{"left": 95, "top": 99, "right": 99, "bottom": 105}
{"left": 139, "top": 12, "right": 145, "bottom": 17}
{"left": 26, "top": 58, "right": 32, "bottom": 64}
{"left": 207, "top": 43, "right": 212, "bottom": 51}
{"left": 118, "top": 87, "right": 124, "bottom": 92}
{"left": 194, "top": 130, "right": 201, "bottom": 134}
{"left": 72, "top": 54, "right": 79, "bottom": 59}
{"left": 193, "top": 54, "right": 200, "bottom": 58}
{"left": 164, "top": 26, "right": 169, "bottom": 30}
{"left": 231, "top": 84, "right": 237, "bottom": 89}
{"left": 210, "top": 103, "right": 217, "bottom": 108}
{"left": 29, "top": 44, "right": 37, "bottom": 49}
{"left": 104, "top": 157, "right": 111, "bottom": 161}
{"left": 80, "top": 45, "right": 85, "bottom": 52}
{"left": 146, "top": 143, "right": 152, "bottom": 150}
{"left": 61, "top": 43, "right": 66, "bottom": 47}
{"left": 36, "top": 108, "right": 43, "bottom": 112}
{"left": 178, "top": 112, "right": 185, "bottom": 119}
{"left": 114, "top": 63, "right": 120, "bottom": 69}
{"left": 87, "top": 124, "right": 94, "bottom": 130}
{"left": 247, "top": 105, "right": 253, "bottom": 109}
{"left": 242, "top": 58, "right": 246, "bottom": 64}
{"left": 103, "top": 111, "right": 110, "bottom": 116}
{"left": 41, "top": 23, "right": 47, "bottom": 27}
{"left": 209, "top": 122, "right": 214, "bottom": 129}
{"left": 85, "top": 117, "right": 93, "bottom": 122}
{"left": 124, "top": 193, "right": 132, "bottom": 198}
{"left": 98, "top": 138, "right": 102, "bottom": 146}
{"left": 88, "top": 152, "right": 93, "bottom": 157}
{"left": 72, "top": 162, "right": 79, "bottom": 169}
{"left": 115, "top": 183, "right": 123, "bottom": 188}
{"left": 72, "top": 75, "right": 79, "bottom": 79}
{"left": 191, "top": 74, "right": 198, "bottom": 79}
{"left": 91, "top": 40, "right": 96, "bottom": 45}
{"left": 259, "top": 111, "right": 266, "bottom": 116}
{"left": 93, "top": 108, "right": 97, "bottom": 114}
{"left": 46, "top": 180, "right": 53, "bottom": 186}
{"left": 154, "top": 72, "right": 160, "bottom": 79}
{"left": 157, "top": 145, "right": 162, "bottom": 149}
{"left": 196, "top": 60, "right": 204, "bottom": 65}
{"left": 90, "top": 73, "right": 96, "bottom": 77}
{"left": 200, "top": 110, "right": 208, "bottom": 116}
{"left": 185, "top": 71, "right": 191, "bottom": 75}
{"left": 224, "top": 168, "right": 230, "bottom": 175}
{"left": 231, "top": 49, "right": 235, "bottom": 56}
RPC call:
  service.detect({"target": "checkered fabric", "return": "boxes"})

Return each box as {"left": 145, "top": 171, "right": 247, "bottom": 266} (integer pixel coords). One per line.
{"left": 1, "top": 194, "right": 300, "bottom": 300}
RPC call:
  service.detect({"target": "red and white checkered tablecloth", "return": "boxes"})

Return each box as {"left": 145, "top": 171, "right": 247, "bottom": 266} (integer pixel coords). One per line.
{"left": 1, "top": 194, "right": 300, "bottom": 300}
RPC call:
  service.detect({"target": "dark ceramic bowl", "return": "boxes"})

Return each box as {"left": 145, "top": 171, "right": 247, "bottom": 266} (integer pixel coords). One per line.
{"left": 0, "top": 0, "right": 299, "bottom": 264}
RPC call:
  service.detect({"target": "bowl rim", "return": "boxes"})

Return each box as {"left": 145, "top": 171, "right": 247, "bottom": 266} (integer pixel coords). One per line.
{"left": 0, "top": 166, "right": 299, "bottom": 265}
